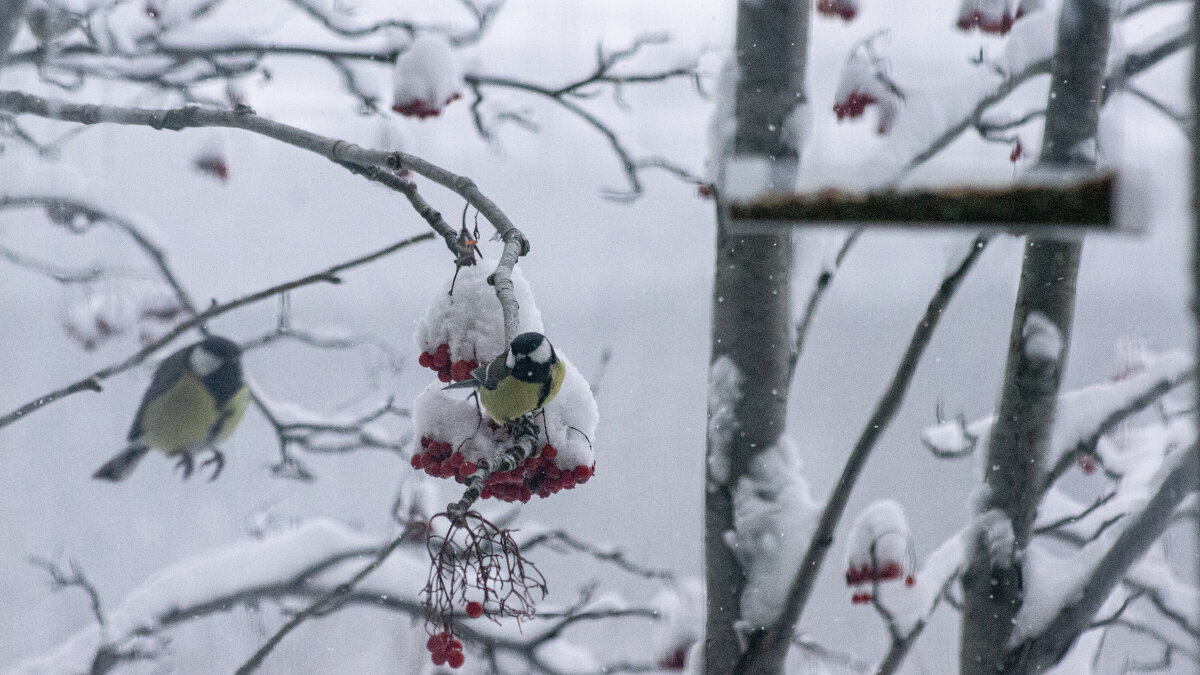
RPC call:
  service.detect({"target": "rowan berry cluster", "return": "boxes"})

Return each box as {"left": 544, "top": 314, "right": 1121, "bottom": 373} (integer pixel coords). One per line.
{"left": 412, "top": 437, "right": 595, "bottom": 501}
{"left": 426, "top": 630, "right": 465, "bottom": 668}
{"left": 418, "top": 343, "right": 479, "bottom": 383}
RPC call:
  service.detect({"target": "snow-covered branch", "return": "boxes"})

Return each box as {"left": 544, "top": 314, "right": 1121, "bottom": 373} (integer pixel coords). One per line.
{"left": 8, "top": 518, "right": 668, "bottom": 675}
{"left": 922, "top": 351, "right": 1195, "bottom": 487}
{"left": 1010, "top": 442, "right": 1199, "bottom": 671}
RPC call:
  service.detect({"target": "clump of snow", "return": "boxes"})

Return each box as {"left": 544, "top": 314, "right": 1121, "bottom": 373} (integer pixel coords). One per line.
{"left": 1015, "top": 441, "right": 1196, "bottom": 642}
{"left": 533, "top": 639, "right": 600, "bottom": 674}
{"left": 704, "top": 56, "right": 738, "bottom": 185}
{"left": 723, "top": 154, "right": 798, "bottom": 201}
{"left": 414, "top": 258, "right": 544, "bottom": 366}
{"left": 1022, "top": 311, "right": 1063, "bottom": 362}
{"left": 652, "top": 578, "right": 704, "bottom": 667}
{"left": 921, "top": 413, "right": 991, "bottom": 458}
{"left": 974, "top": 509, "right": 1015, "bottom": 568}
{"left": 833, "top": 54, "right": 902, "bottom": 136}
{"left": 706, "top": 356, "right": 742, "bottom": 487}
{"left": 845, "top": 500, "right": 915, "bottom": 604}
{"left": 392, "top": 35, "right": 464, "bottom": 119}
{"left": 781, "top": 102, "right": 813, "bottom": 156}
{"left": 724, "top": 439, "right": 817, "bottom": 632}
{"left": 1003, "top": 3, "right": 1057, "bottom": 73}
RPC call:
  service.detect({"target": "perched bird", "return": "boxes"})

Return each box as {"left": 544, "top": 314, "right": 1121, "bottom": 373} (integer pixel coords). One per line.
{"left": 93, "top": 336, "right": 249, "bottom": 482}
{"left": 445, "top": 332, "right": 565, "bottom": 424}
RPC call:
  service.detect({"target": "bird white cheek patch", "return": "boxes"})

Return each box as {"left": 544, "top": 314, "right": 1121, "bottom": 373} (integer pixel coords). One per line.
{"left": 189, "top": 346, "right": 222, "bottom": 377}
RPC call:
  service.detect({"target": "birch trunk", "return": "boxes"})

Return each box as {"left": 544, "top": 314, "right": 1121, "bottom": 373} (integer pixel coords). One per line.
{"left": 959, "top": 1, "right": 1111, "bottom": 672}
{"left": 704, "top": 1, "right": 808, "bottom": 673}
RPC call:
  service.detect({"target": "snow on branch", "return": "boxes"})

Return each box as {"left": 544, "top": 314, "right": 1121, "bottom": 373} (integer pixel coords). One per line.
{"left": 922, "top": 350, "right": 1194, "bottom": 483}
{"left": 11, "top": 516, "right": 670, "bottom": 675}
{"left": 866, "top": 11, "right": 1194, "bottom": 181}
{"left": 9, "top": 519, "right": 382, "bottom": 674}
{"left": 1011, "top": 441, "right": 1199, "bottom": 670}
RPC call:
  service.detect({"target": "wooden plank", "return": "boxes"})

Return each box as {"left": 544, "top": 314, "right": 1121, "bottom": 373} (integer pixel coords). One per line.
{"left": 728, "top": 172, "right": 1116, "bottom": 232}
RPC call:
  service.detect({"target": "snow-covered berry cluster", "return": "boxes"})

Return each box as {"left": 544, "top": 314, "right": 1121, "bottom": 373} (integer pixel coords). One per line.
{"left": 845, "top": 500, "right": 916, "bottom": 605}
{"left": 62, "top": 280, "right": 183, "bottom": 351}
{"left": 426, "top": 630, "right": 465, "bottom": 669}
{"left": 411, "top": 259, "right": 599, "bottom": 500}
{"left": 392, "top": 35, "right": 464, "bottom": 119}
{"left": 817, "top": 0, "right": 858, "bottom": 21}
{"left": 832, "top": 55, "right": 900, "bottom": 135}
{"left": 955, "top": 0, "right": 1027, "bottom": 34}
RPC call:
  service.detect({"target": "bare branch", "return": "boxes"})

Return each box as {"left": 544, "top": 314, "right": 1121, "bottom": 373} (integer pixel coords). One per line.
{"left": 789, "top": 228, "right": 861, "bottom": 379}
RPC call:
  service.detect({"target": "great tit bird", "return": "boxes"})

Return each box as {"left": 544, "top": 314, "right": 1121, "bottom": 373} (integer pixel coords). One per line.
{"left": 445, "top": 332, "right": 566, "bottom": 424}
{"left": 93, "top": 336, "right": 250, "bottom": 482}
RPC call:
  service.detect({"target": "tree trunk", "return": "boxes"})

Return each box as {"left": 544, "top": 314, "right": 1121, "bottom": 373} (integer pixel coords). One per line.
{"left": 959, "top": 1, "right": 1111, "bottom": 673}
{"left": 0, "top": 0, "right": 27, "bottom": 65}
{"left": 704, "top": 1, "right": 808, "bottom": 673}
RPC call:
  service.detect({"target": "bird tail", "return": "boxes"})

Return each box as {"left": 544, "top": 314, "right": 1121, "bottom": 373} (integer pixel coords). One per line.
{"left": 442, "top": 380, "right": 481, "bottom": 390}
{"left": 93, "top": 445, "right": 151, "bottom": 482}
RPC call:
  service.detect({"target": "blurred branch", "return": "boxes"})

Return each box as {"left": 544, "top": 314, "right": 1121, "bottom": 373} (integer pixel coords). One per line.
{"left": 0, "top": 0, "right": 28, "bottom": 67}
{"left": 520, "top": 529, "right": 675, "bottom": 581}
{"left": 0, "top": 232, "right": 432, "bottom": 431}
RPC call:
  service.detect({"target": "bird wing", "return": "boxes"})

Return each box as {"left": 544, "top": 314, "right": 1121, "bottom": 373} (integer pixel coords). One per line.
{"left": 126, "top": 345, "right": 191, "bottom": 442}
{"left": 441, "top": 351, "right": 510, "bottom": 391}
{"left": 474, "top": 353, "right": 510, "bottom": 390}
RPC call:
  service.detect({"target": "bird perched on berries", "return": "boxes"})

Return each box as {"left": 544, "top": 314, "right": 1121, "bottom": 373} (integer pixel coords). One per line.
{"left": 444, "top": 332, "right": 565, "bottom": 423}
{"left": 93, "top": 336, "right": 249, "bottom": 482}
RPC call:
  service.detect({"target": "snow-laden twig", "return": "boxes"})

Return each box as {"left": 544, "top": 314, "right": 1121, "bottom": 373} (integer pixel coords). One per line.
{"left": 284, "top": 0, "right": 501, "bottom": 46}
{"left": 920, "top": 351, "right": 1195, "bottom": 486}
{"left": 1010, "top": 442, "right": 1199, "bottom": 671}
{"left": 0, "top": 232, "right": 432, "bottom": 431}
{"left": 873, "top": 531, "right": 967, "bottom": 675}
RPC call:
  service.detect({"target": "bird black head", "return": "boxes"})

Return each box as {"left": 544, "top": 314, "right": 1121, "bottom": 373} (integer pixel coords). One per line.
{"left": 189, "top": 336, "right": 244, "bottom": 404}
{"left": 510, "top": 332, "right": 555, "bottom": 364}
{"left": 200, "top": 336, "right": 241, "bottom": 361}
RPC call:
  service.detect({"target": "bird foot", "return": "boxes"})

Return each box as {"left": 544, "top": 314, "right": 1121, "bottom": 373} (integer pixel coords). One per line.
{"left": 175, "top": 452, "right": 195, "bottom": 480}
{"left": 507, "top": 417, "right": 540, "bottom": 440}
{"left": 200, "top": 448, "right": 225, "bottom": 481}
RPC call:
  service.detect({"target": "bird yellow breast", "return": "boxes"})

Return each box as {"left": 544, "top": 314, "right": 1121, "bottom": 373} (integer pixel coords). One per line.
{"left": 479, "top": 361, "right": 565, "bottom": 423}
{"left": 141, "top": 378, "right": 249, "bottom": 454}
{"left": 480, "top": 375, "right": 544, "bottom": 423}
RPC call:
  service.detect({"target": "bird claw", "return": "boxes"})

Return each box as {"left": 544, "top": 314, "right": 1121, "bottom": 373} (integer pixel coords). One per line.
{"left": 175, "top": 452, "right": 195, "bottom": 480}
{"left": 200, "top": 448, "right": 225, "bottom": 481}
{"left": 507, "top": 417, "right": 539, "bottom": 440}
